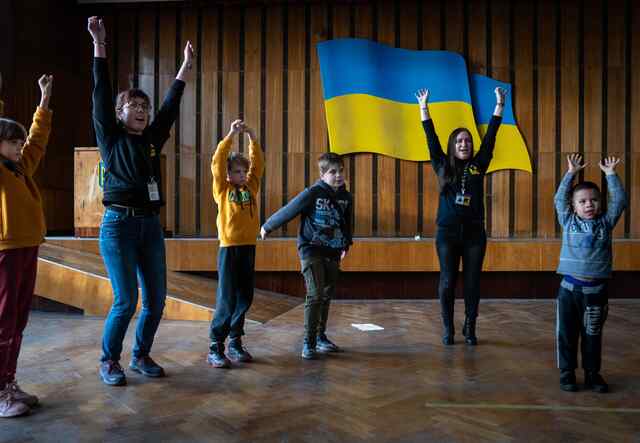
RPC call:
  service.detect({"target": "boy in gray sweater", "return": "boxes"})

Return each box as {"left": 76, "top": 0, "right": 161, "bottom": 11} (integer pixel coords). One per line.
{"left": 554, "top": 154, "right": 626, "bottom": 393}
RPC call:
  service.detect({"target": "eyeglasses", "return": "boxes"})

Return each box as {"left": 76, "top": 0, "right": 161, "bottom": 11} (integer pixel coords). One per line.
{"left": 124, "top": 101, "right": 150, "bottom": 112}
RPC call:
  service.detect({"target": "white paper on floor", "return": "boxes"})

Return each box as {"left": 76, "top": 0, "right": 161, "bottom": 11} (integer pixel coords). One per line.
{"left": 351, "top": 323, "right": 384, "bottom": 331}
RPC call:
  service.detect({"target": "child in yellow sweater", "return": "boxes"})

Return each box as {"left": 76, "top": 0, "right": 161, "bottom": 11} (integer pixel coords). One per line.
{"left": 0, "top": 75, "right": 53, "bottom": 418}
{"left": 207, "top": 119, "right": 264, "bottom": 368}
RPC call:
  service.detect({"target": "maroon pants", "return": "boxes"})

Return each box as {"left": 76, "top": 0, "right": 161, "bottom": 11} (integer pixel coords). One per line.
{"left": 0, "top": 246, "right": 38, "bottom": 387}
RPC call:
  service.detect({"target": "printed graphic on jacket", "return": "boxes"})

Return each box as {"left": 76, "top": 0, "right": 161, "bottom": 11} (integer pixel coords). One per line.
{"left": 228, "top": 188, "right": 252, "bottom": 204}
{"left": 311, "top": 197, "right": 349, "bottom": 249}
{"left": 566, "top": 217, "right": 608, "bottom": 249}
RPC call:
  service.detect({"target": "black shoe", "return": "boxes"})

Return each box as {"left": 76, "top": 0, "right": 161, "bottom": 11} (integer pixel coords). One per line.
{"left": 462, "top": 317, "right": 477, "bottom": 346}
{"left": 560, "top": 370, "right": 578, "bottom": 392}
{"left": 129, "top": 356, "right": 166, "bottom": 378}
{"left": 317, "top": 334, "right": 341, "bottom": 353}
{"left": 99, "top": 360, "right": 126, "bottom": 386}
{"left": 442, "top": 334, "right": 455, "bottom": 346}
{"left": 584, "top": 371, "right": 608, "bottom": 393}
{"left": 228, "top": 337, "right": 253, "bottom": 363}
{"left": 207, "top": 342, "right": 231, "bottom": 368}
{"left": 301, "top": 341, "right": 317, "bottom": 360}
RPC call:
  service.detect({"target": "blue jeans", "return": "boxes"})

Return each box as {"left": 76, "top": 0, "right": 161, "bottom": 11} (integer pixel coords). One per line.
{"left": 99, "top": 208, "right": 167, "bottom": 362}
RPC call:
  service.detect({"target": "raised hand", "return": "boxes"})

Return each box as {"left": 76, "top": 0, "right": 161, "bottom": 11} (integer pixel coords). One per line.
{"left": 88, "top": 16, "right": 106, "bottom": 43}
{"left": 38, "top": 74, "right": 53, "bottom": 109}
{"left": 415, "top": 88, "right": 429, "bottom": 108}
{"left": 184, "top": 41, "right": 194, "bottom": 69}
{"left": 260, "top": 226, "right": 268, "bottom": 240}
{"left": 495, "top": 87, "right": 507, "bottom": 105}
{"left": 228, "top": 119, "right": 244, "bottom": 138}
{"left": 566, "top": 153, "right": 586, "bottom": 174}
{"left": 599, "top": 156, "right": 621, "bottom": 176}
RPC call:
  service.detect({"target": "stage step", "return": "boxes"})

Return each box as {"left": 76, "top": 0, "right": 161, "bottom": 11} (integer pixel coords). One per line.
{"left": 35, "top": 243, "right": 300, "bottom": 323}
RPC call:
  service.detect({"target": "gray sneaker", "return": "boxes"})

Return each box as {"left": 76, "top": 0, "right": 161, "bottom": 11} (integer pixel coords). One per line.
{"left": 317, "top": 334, "right": 342, "bottom": 353}
{"left": 129, "top": 356, "right": 166, "bottom": 378}
{"left": 301, "top": 341, "right": 317, "bottom": 360}
{"left": 0, "top": 387, "right": 29, "bottom": 418}
{"left": 99, "top": 360, "right": 127, "bottom": 386}
{"left": 5, "top": 381, "right": 38, "bottom": 408}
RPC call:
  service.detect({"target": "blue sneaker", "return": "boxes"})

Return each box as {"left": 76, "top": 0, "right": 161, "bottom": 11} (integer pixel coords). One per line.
{"left": 317, "top": 334, "right": 342, "bottom": 353}
{"left": 301, "top": 341, "right": 317, "bottom": 360}
{"left": 129, "top": 356, "right": 165, "bottom": 378}
{"left": 99, "top": 360, "right": 126, "bottom": 386}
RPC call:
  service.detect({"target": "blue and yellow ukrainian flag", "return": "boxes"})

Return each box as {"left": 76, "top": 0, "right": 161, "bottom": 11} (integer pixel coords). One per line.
{"left": 317, "top": 38, "right": 481, "bottom": 162}
{"left": 317, "top": 38, "right": 532, "bottom": 173}
{"left": 469, "top": 74, "right": 532, "bottom": 172}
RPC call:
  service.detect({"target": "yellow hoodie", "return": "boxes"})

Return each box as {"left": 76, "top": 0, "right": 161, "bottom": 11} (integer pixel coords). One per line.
{"left": 211, "top": 137, "right": 264, "bottom": 247}
{"left": 0, "top": 107, "right": 52, "bottom": 251}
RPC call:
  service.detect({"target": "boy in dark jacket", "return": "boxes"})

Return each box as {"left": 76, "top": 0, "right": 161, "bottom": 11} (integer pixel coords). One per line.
{"left": 261, "top": 153, "right": 353, "bottom": 360}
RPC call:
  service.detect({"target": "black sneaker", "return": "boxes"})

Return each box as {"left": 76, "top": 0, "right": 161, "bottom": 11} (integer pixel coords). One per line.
{"left": 228, "top": 337, "right": 253, "bottom": 363}
{"left": 462, "top": 318, "right": 477, "bottom": 346}
{"left": 99, "top": 360, "right": 126, "bottom": 386}
{"left": 301, "top": 341, "right": 317, "bottom": 360}
{"left": 560, "top": 370, "right": 578, "bottom": 392}
{"left": 129, "top": 356, "right": 166, "bottom": 378}
{"left": 317, "top": 334, "right": 342, "bottom": 353}
{"left": 207, "top": 342, "right": 231, "bottom": 368}
{"left": 584, "top": 371, "right": 608, "bottom": 393}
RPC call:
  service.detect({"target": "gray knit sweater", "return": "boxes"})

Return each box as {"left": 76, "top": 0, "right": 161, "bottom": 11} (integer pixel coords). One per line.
{"left": 554, "top": 171, "right": 627, "bottom": 279}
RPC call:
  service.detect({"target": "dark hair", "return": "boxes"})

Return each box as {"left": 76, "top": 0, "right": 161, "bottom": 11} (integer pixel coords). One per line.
{"left": 571, "top": 181, "right": 601, "bottom": 198}
{"left": 318, "top": 152, "right": 344, "bottom": 175}
{"left": 0, "top": 118, "right": 27, "bottom": 143}
{"left": 115, "top": 89, "right": 151, "bottom": 118}
{"left": 436, "top": 127, "right": 473, "bottom": 189}
{"left": 227, "top": 152, "right": 250, "bottom": 172}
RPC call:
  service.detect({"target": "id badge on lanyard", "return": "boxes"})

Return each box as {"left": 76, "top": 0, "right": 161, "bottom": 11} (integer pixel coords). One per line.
{"left": 455, "top": 165, "right": 472, "bottom": 206}
{"left": 148, "top": 178, "right": 160, "bottom": 201}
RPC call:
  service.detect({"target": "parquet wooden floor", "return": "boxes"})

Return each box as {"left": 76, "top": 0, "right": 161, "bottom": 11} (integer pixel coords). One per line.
{"left": 4, "top": 300, "right": 639, "bottom": 442}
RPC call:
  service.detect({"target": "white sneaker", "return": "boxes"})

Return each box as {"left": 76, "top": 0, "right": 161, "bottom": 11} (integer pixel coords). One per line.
{"left": 0, "top": 387, "right": 30, "bottom": 418}
{"left": 6, "top": 381, "right": 39, "bottom": 408}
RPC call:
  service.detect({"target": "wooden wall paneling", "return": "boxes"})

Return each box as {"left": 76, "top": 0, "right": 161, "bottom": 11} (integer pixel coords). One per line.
{"left": 138, "top": 12, "right": 156, "bottom": 110}
{"left": 420, "top": 0, "right": 443, "bottom": 237}
{"left": 560, "top": 1, "right": 580, "bottom": 164}
{"left": 627, "top": 2, "right": 640, "bottom": 238}
{"left": 286, "top": 4, "right": 307, "bottom": 235}
{"left": 222, "top": 5, "right": 241, "bottom": 150}
{"left": 606, "top": 1, "right": 627, "bottom": 238}
{"left": 445, "top": 0, "right": 464, "bottom": 54}
{"left": 398, "top": 0, "right": 420, "bottom": 237}
{"left": 244, "top": 5, "right": 263, "bottom": 228}
{"left": 115, "top": 10, "right": 136, "bottom": 92}
{"left": 536, "top": 0, "right": 557, "bottom": 239}
{"left": 309, "top": 2, "right": 328, "bottom": 188}
{"left": 353, "top": 3, "right": 374, "bottom": 236}
{"left": 178, "top": 9, "right": 198, "bottom": 235}
{"left": 158, "top": 10, "right": 177, "bottom": 233}
{"left": 199, "top": 7, "right": 220, "bottom": 237}
{"left": 264, "top": 5, "right": 284, "bottom": 236}
{"left": 376, "top": 0, "right": 397, "bottom": 236}
{"left": 582, "top": 0, "right": 603, "bottom": 185}
{"left": 513, "top": 2, "right": 534, "bottom": 237}
{"left": 489, "top": 0, "right": 511, "bottom": 238}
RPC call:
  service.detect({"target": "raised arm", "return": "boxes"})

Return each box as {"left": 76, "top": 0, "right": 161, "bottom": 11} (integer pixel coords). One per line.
{"left": 415, "top": 88, "right": 446, "bottom": 167}
{"left": 599, "top": 156, "right": 627, "bottom": 227}
{"left": 211, "top": 119, "right": 242, "bottom": 200}
{"left": 20, "top": 75, "right": 53, "bottom": 177}
{"left": 88, "top": 17, "right": 117, "bottom": 150}
{"left": 555, "top": 154, "right": 584, "bottom": 226}
{"left": 474, "top": 87, "right": 506, "bottom": 170}
{"left": 149, "top": 41, "right": 191, "bottom": 147}
{"left": 244, "top": 125, "right": 264, "bottom": 195}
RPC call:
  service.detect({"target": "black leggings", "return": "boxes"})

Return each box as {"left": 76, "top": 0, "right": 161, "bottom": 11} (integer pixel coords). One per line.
{"left": 435, "top": 225, "right": 487, "bottom": 321}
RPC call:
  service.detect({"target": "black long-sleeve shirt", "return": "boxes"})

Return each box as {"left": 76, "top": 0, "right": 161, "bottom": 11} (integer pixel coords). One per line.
{"left": 262, "top": 180, "right": 353, "bottom": 261}
{"left": 92, "top": 57, "right": 185, "bottom": 208}
{"left": 422, "top": 116, "right": 502, "bottom": 227}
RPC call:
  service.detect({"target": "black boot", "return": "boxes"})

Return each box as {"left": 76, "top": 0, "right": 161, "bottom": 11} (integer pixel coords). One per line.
{"left": 462, "top": 317, "right": 477, "bottom": 346}
{"left": 584, "top": 371, "right": 608, "bottom": 393}
{"left": 441, "top": 298, "right": 455, "bottom": 345}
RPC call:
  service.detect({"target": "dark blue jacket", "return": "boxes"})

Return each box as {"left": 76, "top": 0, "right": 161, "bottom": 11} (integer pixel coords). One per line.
{"left": 262, "top": 180, "right": 353, "bottom": 260}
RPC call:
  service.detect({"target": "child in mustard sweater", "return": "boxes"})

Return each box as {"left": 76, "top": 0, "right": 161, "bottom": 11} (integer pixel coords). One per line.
{"left": 0, "top": 74, "right": 53, "bottom": 418}
{"left": 207, "top": 119, "right": 264, "bottom": 368}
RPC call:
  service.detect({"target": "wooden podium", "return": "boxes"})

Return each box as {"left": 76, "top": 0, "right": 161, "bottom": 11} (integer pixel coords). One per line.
{"left": 73, "top": 147, "right": 167, "bottom": 237}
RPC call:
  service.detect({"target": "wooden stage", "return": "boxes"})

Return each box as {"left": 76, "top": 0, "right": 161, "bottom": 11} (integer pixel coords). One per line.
{"left": 5, "top": 299, "right": 640, "bottom": 442}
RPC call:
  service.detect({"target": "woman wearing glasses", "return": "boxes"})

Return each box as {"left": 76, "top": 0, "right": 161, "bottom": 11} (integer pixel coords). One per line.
{"left": 88, "top": 16, "right": 193, "bottom": 386}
